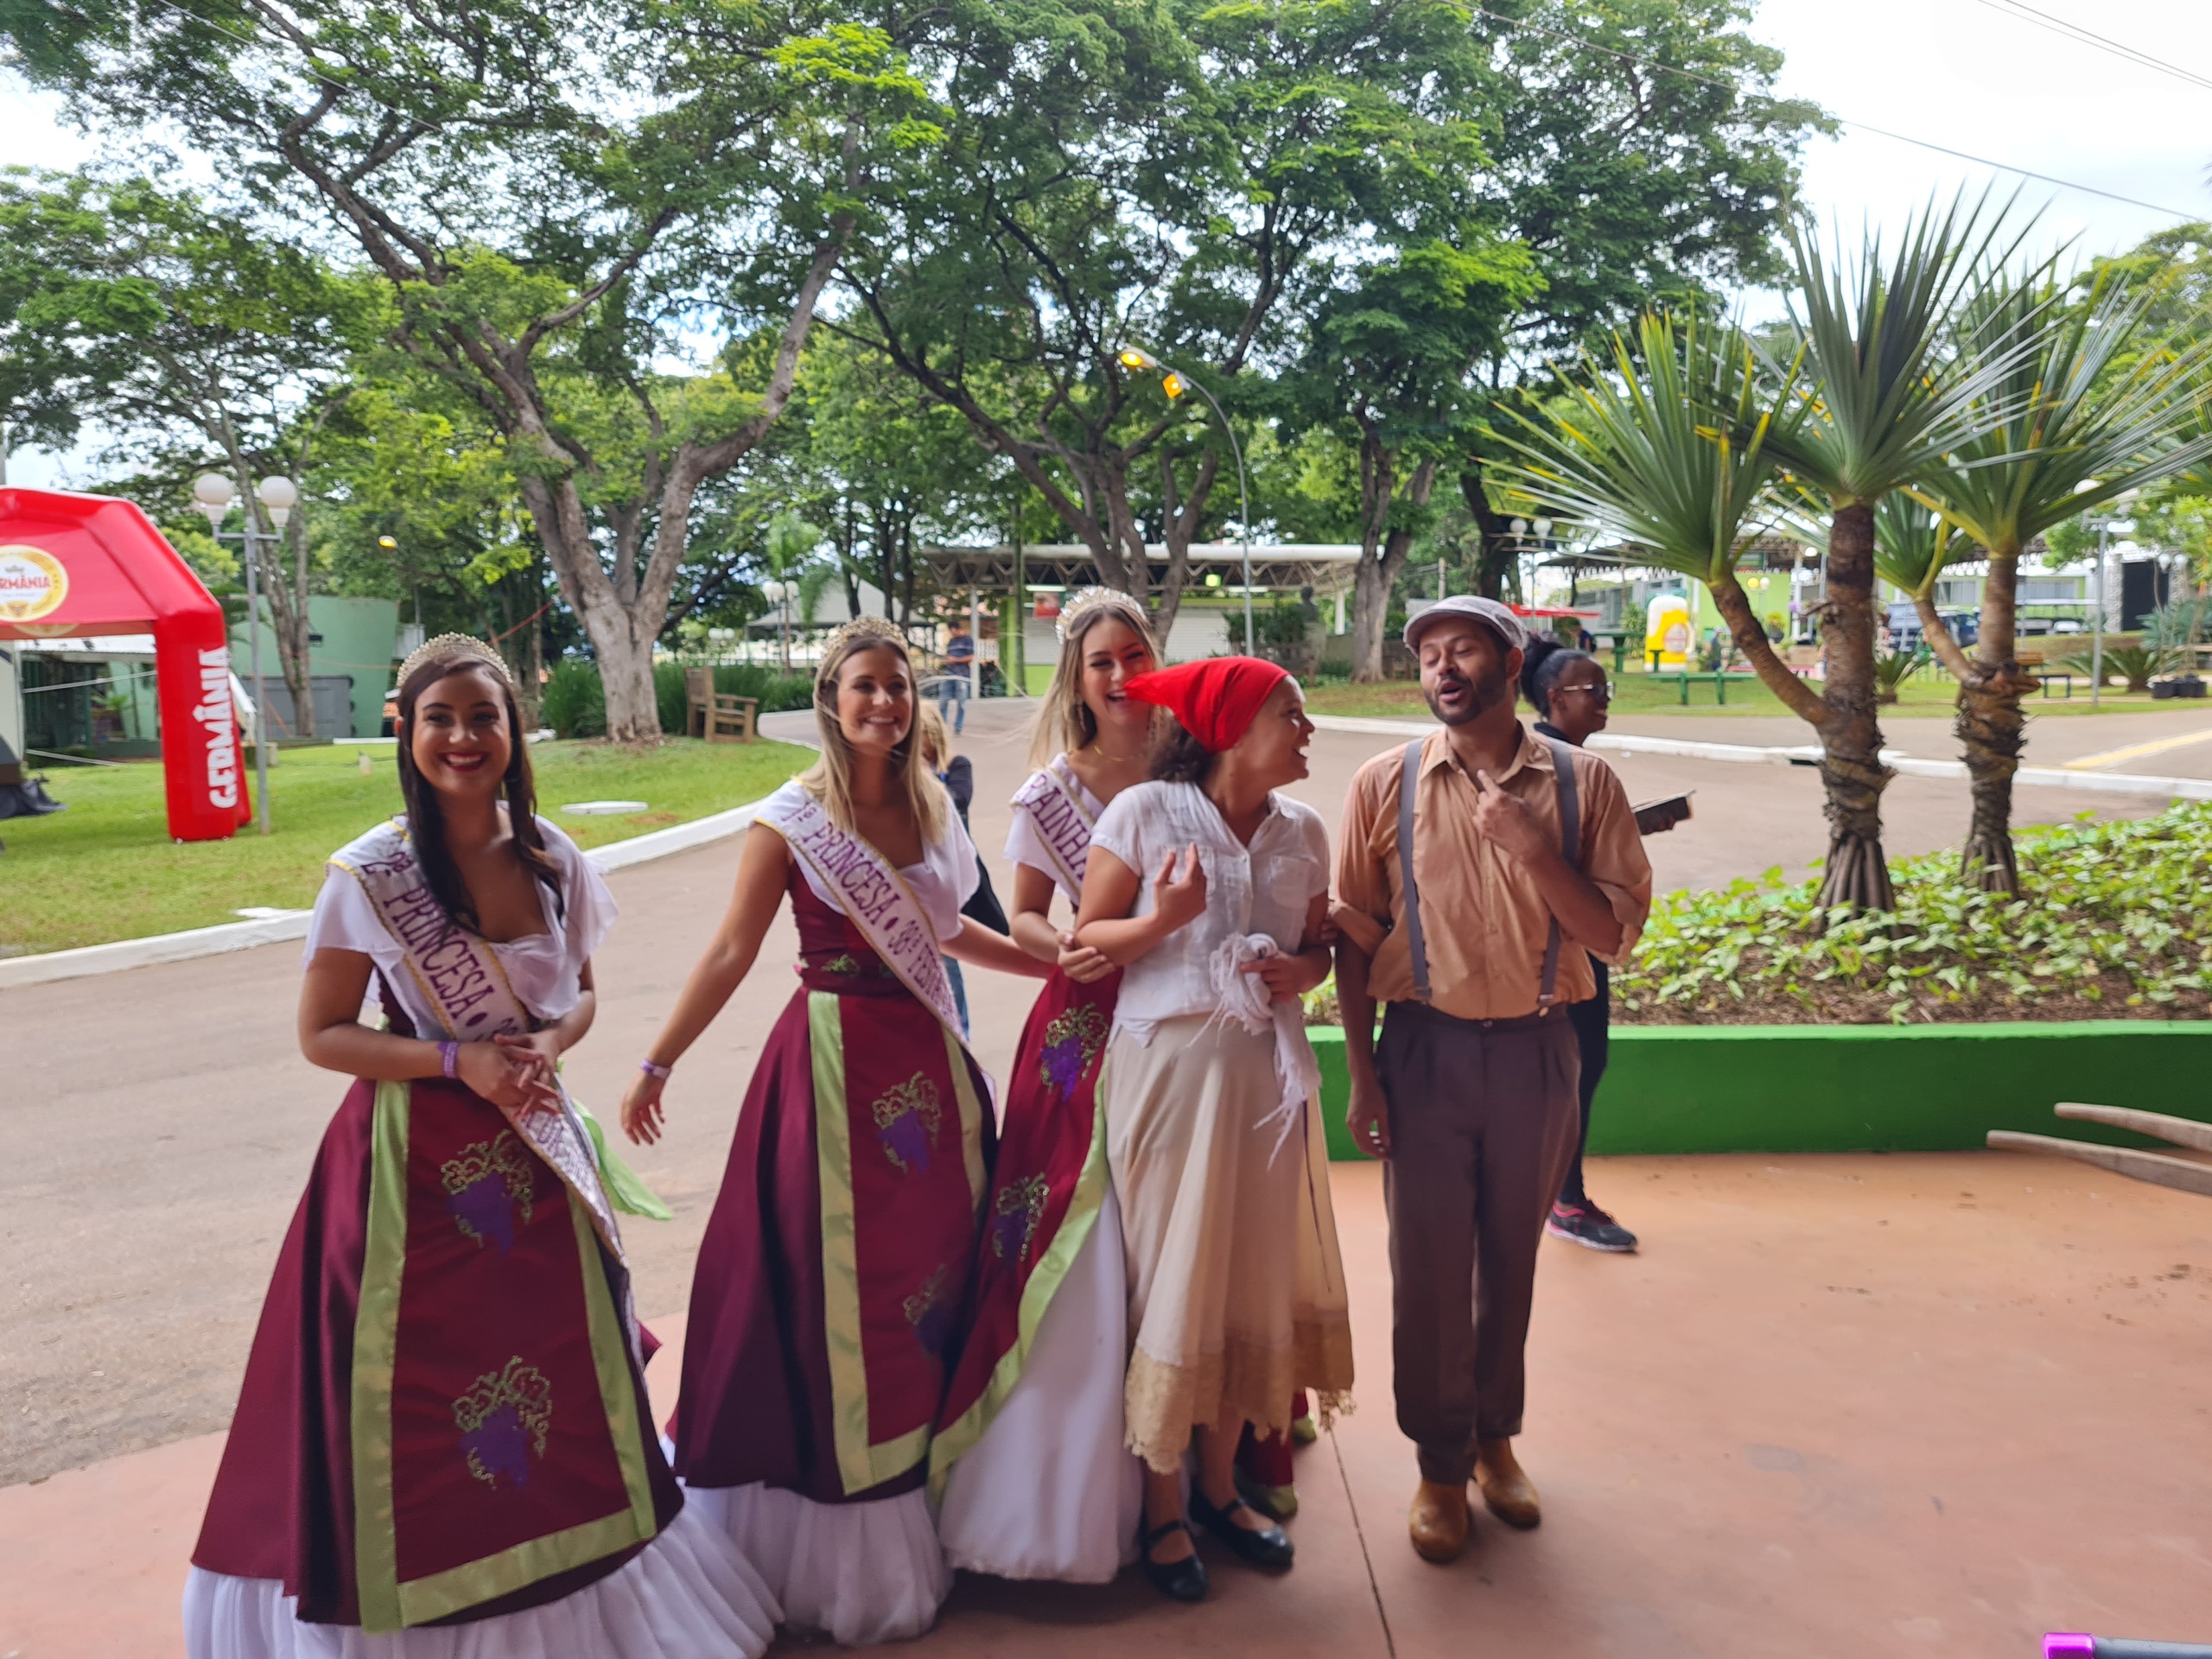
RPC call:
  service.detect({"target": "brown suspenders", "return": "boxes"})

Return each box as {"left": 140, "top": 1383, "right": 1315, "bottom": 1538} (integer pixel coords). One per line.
{"left": 1395, "top": 734, "right": 1581, "bottom": 1010}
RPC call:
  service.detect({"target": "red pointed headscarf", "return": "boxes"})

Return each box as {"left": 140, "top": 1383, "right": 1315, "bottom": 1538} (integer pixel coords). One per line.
{"left": 1122, "top": 656, "right": 1290, "bottom": 753}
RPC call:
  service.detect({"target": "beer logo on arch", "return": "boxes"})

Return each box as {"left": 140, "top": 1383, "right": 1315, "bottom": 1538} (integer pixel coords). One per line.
{"left": 0, "top": 545, "right": 68, "bottom": 623}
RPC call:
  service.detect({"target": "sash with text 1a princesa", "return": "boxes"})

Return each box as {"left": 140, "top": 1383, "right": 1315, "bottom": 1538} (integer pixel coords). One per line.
{"left": 757, "top": 783, "right": 971, "bottom": 1049}
{"left": 1008, "top": 755, "right": 1096, "bottom": 901}
{"left": 330, "top": 818, "right": 625, "bottom": 1259}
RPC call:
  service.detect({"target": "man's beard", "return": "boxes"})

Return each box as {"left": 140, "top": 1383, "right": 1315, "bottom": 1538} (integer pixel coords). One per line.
{"left": 1424, "top": 664, "right": 1511, "bottom": 727}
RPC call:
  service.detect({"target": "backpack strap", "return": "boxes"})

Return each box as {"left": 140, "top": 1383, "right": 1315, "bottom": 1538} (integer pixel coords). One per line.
{"left": 1536, "top": 735, "right": 1581, "bottom": 1008}
{"left": 1396, "top": 739, "right": 1430, "bottom": 1004}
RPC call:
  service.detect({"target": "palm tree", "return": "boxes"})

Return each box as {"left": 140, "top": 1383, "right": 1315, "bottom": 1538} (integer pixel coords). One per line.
{"left": 1872, "top": 493, "right": 1970, "bottom": 669}
{"left": 1910, "top": 268, "right": 2212, "bottom": 893}
{"left": 1508, "top": 309, "right": 1827, "bottom": 725}
{"left": 1758, "top": 191, "right": 2034, "bottom": 911}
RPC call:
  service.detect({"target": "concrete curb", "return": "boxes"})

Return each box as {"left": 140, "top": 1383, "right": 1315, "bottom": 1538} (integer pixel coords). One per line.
{"left": 1306, "top": 715, "right": 2212, "bottom": 802}
{"left": 0, "top": 791, "right": 783, "bottom": 993}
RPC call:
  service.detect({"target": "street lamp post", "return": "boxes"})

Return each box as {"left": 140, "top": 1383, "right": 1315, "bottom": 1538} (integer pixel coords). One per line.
{"left": 1117, "top": 347, "right": 1254, "bottom": 653}
{"left": 194, "top": 472, "right": 296, "bottom": 835}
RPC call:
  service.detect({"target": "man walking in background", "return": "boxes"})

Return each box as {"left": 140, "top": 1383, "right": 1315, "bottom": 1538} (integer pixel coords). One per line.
{"left": 1332, "top": 596, "right": 1651, "bottom": 1564}
{"left": 939, "top": 616, "right": 976, "bottom": 734}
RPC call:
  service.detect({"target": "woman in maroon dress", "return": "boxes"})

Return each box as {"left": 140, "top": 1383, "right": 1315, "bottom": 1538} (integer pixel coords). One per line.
{"left": 620, "top": 618, "right": 1046, "bottom": 1644}
{"left": 186, "top": 636, "right": 775, "bottom": 1659}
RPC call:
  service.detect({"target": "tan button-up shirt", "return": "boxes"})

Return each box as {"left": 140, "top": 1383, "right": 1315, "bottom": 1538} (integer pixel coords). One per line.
{"left": 1333, "top": 725, "right": 1652, "bottom": 1020}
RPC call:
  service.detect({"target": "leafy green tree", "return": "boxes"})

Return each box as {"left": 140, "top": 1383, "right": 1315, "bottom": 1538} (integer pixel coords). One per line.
{"left": 842, "top": 0, "right": 1491, "bottom": 632}
{"left": 0, "top": 170, "right": 359, "bottom": 731}
{"left": 1452, "top": 0, "right": 1827, "bottom": 596}
{"left": 1908, "top": 269, "right": 2212, "bottom": 893}
{"left": 2, "top": 0, "right": 938, "bottom": 738}
{"left": 1288, "top": 237, "right": 1540, "bottom": 679}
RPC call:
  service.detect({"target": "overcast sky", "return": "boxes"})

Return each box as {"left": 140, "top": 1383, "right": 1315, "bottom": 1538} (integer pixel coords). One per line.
{"left": 3, "top": 0, "right": 2209, "bottom": 486}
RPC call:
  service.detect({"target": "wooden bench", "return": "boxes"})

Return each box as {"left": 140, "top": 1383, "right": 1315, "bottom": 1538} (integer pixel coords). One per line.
{"left": 684, "top": 668, "right": 759, "bottom": 742}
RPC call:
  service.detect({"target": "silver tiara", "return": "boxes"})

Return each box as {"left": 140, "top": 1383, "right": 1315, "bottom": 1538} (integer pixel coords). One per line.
{"left": 397, "top": 632, "right": 512, "bottom": 690}
{"left": 1055, "top": 586, "right": 1150, "bottom": 645}
{"left": 817, "top": 616, "right": 908, "bottom": 680}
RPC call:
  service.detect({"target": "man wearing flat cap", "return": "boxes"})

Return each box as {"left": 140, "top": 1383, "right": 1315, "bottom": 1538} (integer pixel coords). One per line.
{"left": 1332, "top": 596, "right": 1651, "bottom": 1563}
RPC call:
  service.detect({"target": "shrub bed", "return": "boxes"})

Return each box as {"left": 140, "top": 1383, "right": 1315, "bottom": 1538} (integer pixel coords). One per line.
{"left": 541, "top": 659, "right": 816, "bottom": 740}
{"left": 1616, "top": 804, "right": 2212, "bottom": 1025}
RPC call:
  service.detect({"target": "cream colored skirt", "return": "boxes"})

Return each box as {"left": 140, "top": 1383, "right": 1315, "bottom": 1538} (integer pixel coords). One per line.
{"left": 1103, "top": 1014, "right": 1354, "bottom": 1474}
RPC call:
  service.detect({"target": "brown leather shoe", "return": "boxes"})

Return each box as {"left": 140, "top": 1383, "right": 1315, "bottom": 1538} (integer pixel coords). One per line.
{"left": 1408, "top": 1479, "right": 1470, "bottom": 1563}
{"left": 1475, "top": 1440, "right": 1541, "bottom": 1529}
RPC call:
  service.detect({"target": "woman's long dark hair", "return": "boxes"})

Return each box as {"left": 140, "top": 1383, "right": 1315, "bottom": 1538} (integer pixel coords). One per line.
{"left": 1520, "top": 636, "right": 1595, "bottom": 720}
{"left": 395, "top": 650, "right": 563, "bottom": 935}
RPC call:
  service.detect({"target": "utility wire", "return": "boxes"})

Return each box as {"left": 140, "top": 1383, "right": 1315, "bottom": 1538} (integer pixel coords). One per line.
{"left": 1471, "top": 4, "right": 2209, "bottom": 223}
{"left": 1963, "top": 0, "right": 2212, "bottom": 98}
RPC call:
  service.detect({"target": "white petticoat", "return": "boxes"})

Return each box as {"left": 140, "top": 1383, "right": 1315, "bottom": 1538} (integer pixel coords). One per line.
{"left": 181, "top": 1502, "right": 779, "bottom": 1658}
{"left": 936, "top": 1190, "right": 1143, "bottom": 1582}
{"left": 681, "top": 1482, "right": 949, "bottom": 1645}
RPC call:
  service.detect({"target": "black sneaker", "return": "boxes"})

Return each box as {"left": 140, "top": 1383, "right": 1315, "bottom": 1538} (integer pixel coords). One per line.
{"left": 1548, "top": 1201, "right": 1637, "bottom": 1253}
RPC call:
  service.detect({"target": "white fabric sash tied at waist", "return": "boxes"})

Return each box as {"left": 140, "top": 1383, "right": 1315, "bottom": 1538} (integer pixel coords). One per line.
{"left": 1202, "top": 932, "right": 1322, "bottom": 1162}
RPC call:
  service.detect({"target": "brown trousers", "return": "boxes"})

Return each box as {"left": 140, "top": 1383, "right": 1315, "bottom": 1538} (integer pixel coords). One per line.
{"left": 1379, "top": 1001, "right": 1581, "bottom": 1484}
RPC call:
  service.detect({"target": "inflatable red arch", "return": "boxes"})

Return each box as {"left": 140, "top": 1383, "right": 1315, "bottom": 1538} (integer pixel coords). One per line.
{"left": 0, "top": 487, "right": 250, "bottom": 842}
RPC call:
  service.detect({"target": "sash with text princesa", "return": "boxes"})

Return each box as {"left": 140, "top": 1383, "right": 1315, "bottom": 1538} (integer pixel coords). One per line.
{"left": 330, "top": 818, "right": 624, "bottom": 1259}
{"left": 1007, "top": 754, "right": 1096, "bottom": 901}
{"left": 756, "top": 782, "right": 970, "bottom": 1048}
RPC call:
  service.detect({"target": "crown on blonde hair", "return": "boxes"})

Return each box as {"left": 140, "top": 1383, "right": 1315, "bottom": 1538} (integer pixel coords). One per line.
{"left": 397, "top": 632, "right": 513, "bottom": 690}
{"left": 1054, "top": 586, "right": 1149, "bottom": 645}
{"left": 816, "top": 615, "right": 907, "bottom": 678}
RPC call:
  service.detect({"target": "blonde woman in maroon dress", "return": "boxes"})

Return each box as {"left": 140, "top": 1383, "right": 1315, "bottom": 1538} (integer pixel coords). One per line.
{"left": 620, "top": 619, "right": 1046, "bottom": 1644}
{"left": 931, "top": 588, "right": 1157, "bottom": 1581}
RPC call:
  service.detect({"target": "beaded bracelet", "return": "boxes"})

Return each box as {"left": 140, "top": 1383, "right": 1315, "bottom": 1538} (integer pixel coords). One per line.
{"left": 439, "top": 1040, "right": 460, "bottom": 1080}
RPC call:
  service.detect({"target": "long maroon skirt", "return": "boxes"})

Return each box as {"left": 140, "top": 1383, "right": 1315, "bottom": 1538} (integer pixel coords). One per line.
{"left": 192, "top": 1076, "right": 677, "bottom": 1630}
{"left": 931, "top": 966, "right": 1119, "bottom": 1473}
{"left": 671, "top": 953, "right": 995, "bottom": 1505}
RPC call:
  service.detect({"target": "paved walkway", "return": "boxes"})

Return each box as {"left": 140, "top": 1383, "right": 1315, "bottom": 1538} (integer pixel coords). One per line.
{"left": 5, "top": 1153, "right": 2208, "bottom": 1656}
{"left": 5, "top": 696, "right": 2209, "bottom": 1653}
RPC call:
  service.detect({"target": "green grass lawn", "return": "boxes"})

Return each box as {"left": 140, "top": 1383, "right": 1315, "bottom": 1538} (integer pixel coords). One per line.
{"left": 1302, "top": 671, "right": 2194, "bottom": 721}
{"left": 1, "top": 737, "right": 810, "bottom": 957}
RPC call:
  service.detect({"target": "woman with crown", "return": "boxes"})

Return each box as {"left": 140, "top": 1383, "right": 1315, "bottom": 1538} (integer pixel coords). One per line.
{"left": 185, "top": 636, "right": 778, "bottom": 1659}
{"left": 927, "top": 587, "right": 1158, "bottom": 1583}
{"left": 620, "top": 618, "right": 1047, "bottom": 1644}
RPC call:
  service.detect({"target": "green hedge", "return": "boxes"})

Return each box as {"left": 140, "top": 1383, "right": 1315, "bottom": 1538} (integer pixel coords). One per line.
{"left": 540, "top": 659, "right": 815, "bottom": 740}
{"left": 1310, "top": 1020, "right": 2212, "bottom": 1160}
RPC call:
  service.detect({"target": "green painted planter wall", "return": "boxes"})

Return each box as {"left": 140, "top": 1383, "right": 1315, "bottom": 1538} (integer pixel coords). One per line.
{"left": 1310, "top": 1021, "right": 2212, "bottom": 1161}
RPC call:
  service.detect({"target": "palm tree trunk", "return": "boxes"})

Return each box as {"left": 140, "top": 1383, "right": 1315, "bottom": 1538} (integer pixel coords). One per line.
{"left": 1816, "top": 501, "right": 1895, "bottom": 912}
{"left": 1709, "top": 568, "right": 1827, "bottom": 724}
{"left": 1956, "top": 549, "right": 2034, "bottom": 893}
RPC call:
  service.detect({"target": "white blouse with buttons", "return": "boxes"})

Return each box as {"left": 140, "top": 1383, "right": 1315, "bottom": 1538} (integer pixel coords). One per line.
{"left": 1086, "top": 779, "right": 1331, "bottom": 1035}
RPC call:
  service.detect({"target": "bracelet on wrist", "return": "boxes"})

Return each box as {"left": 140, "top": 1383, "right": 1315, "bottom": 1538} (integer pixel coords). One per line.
{"left": 639, "top": 1058, "right": 672, "bottom": 1080}
{"left": 439, "top": 1040, "right": 460, "bottom": 1080}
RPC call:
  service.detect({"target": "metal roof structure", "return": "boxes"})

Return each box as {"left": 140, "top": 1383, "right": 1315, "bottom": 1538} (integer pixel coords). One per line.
{"left": 920, "top": 542, "right": 1364, "bottom": 596}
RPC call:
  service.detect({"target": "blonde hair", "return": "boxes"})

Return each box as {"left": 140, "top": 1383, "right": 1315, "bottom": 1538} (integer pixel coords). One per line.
{"left": 915, "top": 700, "right": 957, "bottom": 773}
{"left": 1028, "top": 588, "right": 1162, "bottom": 770}
{"left": 802, "top": 620, "right": 948, "bottom": 841}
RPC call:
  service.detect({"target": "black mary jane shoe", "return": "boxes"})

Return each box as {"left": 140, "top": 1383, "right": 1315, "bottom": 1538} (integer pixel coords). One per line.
{"left": 1189, "top": 1490, "right": 1295, "bottom": 1571}
{"left": 1139, "top": 1517, "right": 1209, "bottom": 1603}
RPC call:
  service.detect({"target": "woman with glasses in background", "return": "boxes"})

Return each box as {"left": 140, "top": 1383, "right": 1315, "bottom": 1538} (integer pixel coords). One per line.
{"left": 1520, "top": 638, "right": 1639, "bottom": 1255}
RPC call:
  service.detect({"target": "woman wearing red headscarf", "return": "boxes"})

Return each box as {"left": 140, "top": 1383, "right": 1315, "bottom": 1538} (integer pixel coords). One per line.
{"left": 1071, "top": 658, "right": 1353, "bottom": 1604}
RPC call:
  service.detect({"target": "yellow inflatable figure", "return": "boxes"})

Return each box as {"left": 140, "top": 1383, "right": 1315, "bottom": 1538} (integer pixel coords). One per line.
{"left": 1645, "top": 594, "right": 1691, "bottom": 669}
